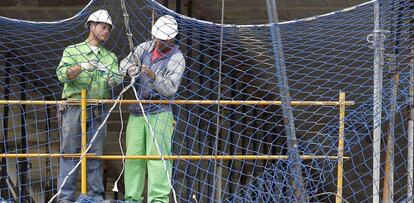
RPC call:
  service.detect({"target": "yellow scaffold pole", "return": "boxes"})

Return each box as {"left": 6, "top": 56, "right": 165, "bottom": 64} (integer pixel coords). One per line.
{"left": 81, "top": 89, "right": 87, "bottom": 195}
{"left": 336, "top": 92, "right": 346, "bottom": 203}
{"left": 0, "top": 154, "right": 349, "bottom": 160}
{"left": 0, "top": 99, "right": 355, "bottom": 106}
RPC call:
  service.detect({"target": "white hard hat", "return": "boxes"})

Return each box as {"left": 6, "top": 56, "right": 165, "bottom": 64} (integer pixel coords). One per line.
{"left": 84, "top": 9, "right": 114, "bottom": 29}
{"left": 151, "top": 15, "right": 178, "bottom": 40}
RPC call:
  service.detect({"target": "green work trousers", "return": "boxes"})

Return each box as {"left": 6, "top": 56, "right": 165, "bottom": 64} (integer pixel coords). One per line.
{"left": 124, "top": 111, "right": 174, "bottom": 203}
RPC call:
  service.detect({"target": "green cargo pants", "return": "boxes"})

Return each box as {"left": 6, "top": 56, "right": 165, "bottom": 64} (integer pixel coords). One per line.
{"left": 124, "top": 111, "right": 174, "bottom": 203}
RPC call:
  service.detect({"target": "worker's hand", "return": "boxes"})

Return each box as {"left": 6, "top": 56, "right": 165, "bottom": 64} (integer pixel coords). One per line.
{"left": 127, "top": 66, "right": 139, "bottom": 77}
{"left": 79, "top": 60, "right": 98, "bottom": 72}
{"left": 108, "top": 74, "right": 123, "bottom": 87}
{"left": 141, "top": 65, "right": 155, "bottom": 80}
{"left": 108, "top": 76, "right": 118, "bottom": 87}
{"left": 95, "top": 62, "right": 109, "bottom": 72}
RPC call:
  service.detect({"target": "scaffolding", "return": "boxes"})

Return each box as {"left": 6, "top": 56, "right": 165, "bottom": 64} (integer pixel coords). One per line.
{"left": 0, "top": 90, "right": 352, "bottom": 202}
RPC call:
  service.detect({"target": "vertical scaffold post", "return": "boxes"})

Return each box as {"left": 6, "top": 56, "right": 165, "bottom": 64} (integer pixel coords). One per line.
{"left": 336, "top": 92, "right": 346, "bottom": 203}
{"left": 81, "top": 89, "right": 87, "bottom": 194}
{"left": 1, "top": 54, "right": 11, "bottom": 199}
{"left": 384, "top": 54, "right": 398, "bottom": 203}
{"left": 383, "top": 1, "right": 404, "bottom": 200}
{"left": 265, "top": 0, "right": 305, "bottom": 202}
{"left": 372, "top": 0, "right": 385, "bottom": 202}
{"left": 408, "top": 5, "right": 414, "bottom": 201}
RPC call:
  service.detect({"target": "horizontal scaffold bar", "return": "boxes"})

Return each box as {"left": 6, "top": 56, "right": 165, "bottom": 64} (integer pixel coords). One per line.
{"left": 0, "top": 153, "right": 349, "bottom": 160}
{"left": 0, "top": 99, "right": 354, "bottom": 106}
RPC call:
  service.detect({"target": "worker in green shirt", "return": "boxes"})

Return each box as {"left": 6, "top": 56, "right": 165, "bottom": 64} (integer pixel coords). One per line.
{"left": 55, "top": 9, "right": 121, "bottom": 203}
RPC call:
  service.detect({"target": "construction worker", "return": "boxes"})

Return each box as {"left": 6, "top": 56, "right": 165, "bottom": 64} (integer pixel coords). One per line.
{"left": 56, "top": 9, "right": 122, "bottom": 203}
{"left": 120, "top": 15, "right": 186, "bottom": 202}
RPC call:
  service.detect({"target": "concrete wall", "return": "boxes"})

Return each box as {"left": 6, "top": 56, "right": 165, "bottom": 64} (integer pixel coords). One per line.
{"left": 0, "top": 0, "right": 367, "bottom": 23}
{"left": 0, "top": 0, "right": 88, "bottom": 21}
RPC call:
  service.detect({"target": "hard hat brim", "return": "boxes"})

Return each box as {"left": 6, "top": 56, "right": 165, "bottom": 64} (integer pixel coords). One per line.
{"left": 84, "top": 21, "right": 115, "bottom": 30}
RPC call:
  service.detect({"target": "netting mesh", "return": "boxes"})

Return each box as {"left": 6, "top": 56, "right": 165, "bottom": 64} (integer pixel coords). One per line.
{"left": 1, "top": 0, "right": 414, "bottom": 202}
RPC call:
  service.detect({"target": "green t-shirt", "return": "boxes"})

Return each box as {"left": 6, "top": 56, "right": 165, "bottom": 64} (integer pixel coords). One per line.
{"left": 56, "top": 41, "right": 121, "bottom": 99}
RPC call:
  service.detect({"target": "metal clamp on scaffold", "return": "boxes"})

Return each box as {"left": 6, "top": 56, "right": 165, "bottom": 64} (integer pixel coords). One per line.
{"left": 367, "top": 29, "right": 390, "bottom": 49}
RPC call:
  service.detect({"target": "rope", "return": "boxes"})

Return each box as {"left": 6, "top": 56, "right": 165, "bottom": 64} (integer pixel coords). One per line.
{"left": 131, "top": 85, "right": 178, "bottom": 203}
{"left": 48, "top": 78, "right": 136, "bottom": 203}
{"left": 111, "top": 94, "right": 125, "bottom": 193}
{"left": 121, "top": 0, "right": 134, "bottom": 52}
{"left": 109, "top": 0, "right": 132, "bottom": 194}
{"left": 117, "top": 1, "right": 179, "bottom": 202}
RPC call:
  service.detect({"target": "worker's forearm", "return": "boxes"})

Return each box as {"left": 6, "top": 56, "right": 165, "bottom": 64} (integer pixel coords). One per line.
{"left": 67, "top": 65, "right": 82, "bottom": 80}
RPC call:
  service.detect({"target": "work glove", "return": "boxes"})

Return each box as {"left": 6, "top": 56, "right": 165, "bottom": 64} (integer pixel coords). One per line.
{"left": 141, "top": 65, "right": 155, "bottom": 80}
{"left": 79, "top": 60, "right": 98, "bottom": 72}
{"left": 108, "top": 76, "right": 117, "bottom": 87}
{"left": 108, "top": 74, "right": 123, "bottom": 87}
{"left": 127, "top": 66, "right": 139, "bottom": 77}
{"left": 95, "top": 62, "right": 109, "bottom": 72}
